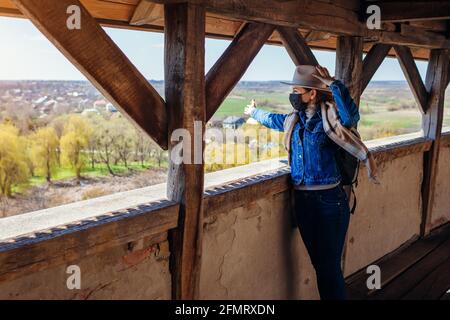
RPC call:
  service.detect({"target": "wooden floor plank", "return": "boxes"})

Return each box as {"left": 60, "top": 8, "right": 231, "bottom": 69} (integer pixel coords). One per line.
{"left": 402, "top": 257, "right": 450, "bottom": 300}
{"left": 346, "top": 223, "right": 450, "bottom": 299}
{"left": 370, "top": 237, "right": 450, "bottom": 300}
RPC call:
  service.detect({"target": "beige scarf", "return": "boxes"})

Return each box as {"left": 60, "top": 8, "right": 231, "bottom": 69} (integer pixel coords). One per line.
{"left": 283, "top": 101, "right": 380, "bottom": 185}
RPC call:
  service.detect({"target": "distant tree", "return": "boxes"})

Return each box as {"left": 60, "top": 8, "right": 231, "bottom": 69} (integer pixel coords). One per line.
{"left": 111, "top": 116, "right": 136, "bottom": 169}
{"left": 85, "top": 131, "right": 97, "bottom": 170}
{"left": 85, "top": 114, "right": 105, "bottom": 170}
{"left": 49, "top": 114, "right": 71, "bottom": 138}
{"left": 94, "top": 119, "right": 116, "bottom": 175}
{"left": 3, "top": 101, "right": 37, "bottom": 134}
{"left": 60, "top": 115, "right": 93, "bottom": 181}
{"left": 134, "top": 130, "right": 153, "bottom": 167}
{"left": 50, "top": 114, "right": 72, "bottom": 167}
{"left": 0, "top": 124, "right": 30, "bottom": 197}
{"left": 31, "top": 127, "right": 59, "bottom": 182}
{"left": 152, "top": 143, "right": 167, "bottom": 168}
{"left": 23, "top": 137, "right": 36, "bottom": 177}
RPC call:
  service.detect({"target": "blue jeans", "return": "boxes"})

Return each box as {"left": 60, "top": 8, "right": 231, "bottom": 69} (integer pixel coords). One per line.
{"left": 294, "top": 184, "right": 350, "bottom": 300}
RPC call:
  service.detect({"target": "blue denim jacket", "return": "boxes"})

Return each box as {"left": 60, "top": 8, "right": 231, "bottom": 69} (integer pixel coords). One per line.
{"left": 251, "top": 80, "right": 360, "bottom": 186}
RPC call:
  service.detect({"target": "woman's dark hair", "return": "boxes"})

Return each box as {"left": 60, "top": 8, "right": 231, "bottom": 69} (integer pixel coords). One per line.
{"left": 315, "top": 90, "right": 332, "bottom": 104}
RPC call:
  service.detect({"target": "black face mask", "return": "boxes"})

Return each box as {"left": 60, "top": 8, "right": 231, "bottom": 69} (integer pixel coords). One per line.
{"left": 289, "top": 93, "right": 308, "bottom": 111}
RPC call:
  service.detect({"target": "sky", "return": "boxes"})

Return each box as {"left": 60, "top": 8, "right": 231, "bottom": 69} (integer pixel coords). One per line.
{"left": 0, "top": 16, "right": 429, "bottom": 82}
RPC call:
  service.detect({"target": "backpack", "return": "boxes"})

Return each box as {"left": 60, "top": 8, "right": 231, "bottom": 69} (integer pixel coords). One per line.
{"left": 335, "top": 126, "right": 360, "bottom": 214}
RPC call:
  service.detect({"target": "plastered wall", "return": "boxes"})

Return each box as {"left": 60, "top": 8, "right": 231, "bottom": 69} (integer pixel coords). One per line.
{"left": 343, "top": 152, "right": 423, "bottom": 276}
{"left": 431, "top": 144, "right": 450, "bottom": 229}
{"left": 199, "top": 191, "right": 319, "bottom": 299}
{"left": 0, "top": 236, "right": 171, "bottom": 300}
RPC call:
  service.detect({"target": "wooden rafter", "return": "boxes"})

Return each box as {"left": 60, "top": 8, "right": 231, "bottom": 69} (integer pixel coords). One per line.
{"left": 361, "top": 44, "right": 392, "bottom": 92}
{"left": 277, "top": 26, "right": 318, "bottom": 66}
{"left": 130, "top": 0, "right": 163, "bottom": 25}
{"left": 369, "top": 1, "right": 450, "bottom": 22}
{"left": 421, "top": 49, "right": 449, "bottom": 236}
{"left": 165, "top": 2, "right": 206, "bottom": 300}
{"left": 11, "top": 0, "right": 169, "bottom": 149}
{"left": 393, "top": 45, "right": 428, "bottom": 114}
{"left": 205, "top": 22, "right": 275, "bottom": 121}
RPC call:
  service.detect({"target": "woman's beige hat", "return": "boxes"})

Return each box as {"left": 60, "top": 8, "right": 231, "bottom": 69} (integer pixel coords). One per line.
{"left": 281, "top": 65, "right": 331, "bottom": 92}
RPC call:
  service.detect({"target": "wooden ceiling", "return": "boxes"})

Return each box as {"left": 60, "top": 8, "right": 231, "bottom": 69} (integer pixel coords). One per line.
{"left": 1, "top": 0, "right": 449, "bottom": 60}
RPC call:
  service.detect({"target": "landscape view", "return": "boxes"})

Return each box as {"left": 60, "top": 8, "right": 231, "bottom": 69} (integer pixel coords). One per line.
{"left": 1, "top": 79, "right": 449, "bottom": 217}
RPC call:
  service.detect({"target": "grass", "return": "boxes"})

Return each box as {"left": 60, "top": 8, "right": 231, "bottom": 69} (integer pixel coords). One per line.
{"left": 215, "top": 90, "right": 290, "bottom": 116}
{"left": 360, "top": 112, "right": 421, "bottom": 131}
{"left": 13, "top": 160, "right": 168, "bottom": 194}
{"left": 81, "top": 161, "right": 164, "bottom": 177}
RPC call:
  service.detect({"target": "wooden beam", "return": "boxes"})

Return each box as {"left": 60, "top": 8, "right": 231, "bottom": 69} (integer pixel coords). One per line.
{"left": 11, "top": 0, "right": 168, "bottom": 149}
{"left": 335, "top": 36, "right": 363, "bottom": 106}
{"left": 205, "top": 22, "right": 275, "bottom": 121}
{"left": 277, "top": 26, "right": 318, "bottom": 65}
{"left": 165, "top": 2, "right": 206, "bottom": 300}
{"left": 393, "top": 45, "right": 428, "bottom": 114}
{"left": 372, "top": 29, "right": 450, "bottom": 50}
{"left": 370, "top": 1, "right": 450, "bottom": 22}
{"left": 421, "top": 49, "right": 449, "bottom": 236}
{"left": 399, "top": 24, "right": 450, "bottom": 49}
{"left": 149, "top": 0, "right": 450, "bottom": 49}
{"left": 361, "top": 44, "right": 391, "bottom": 92}
{"left": 150, "top": 0, "right": 363, "bottom": 36}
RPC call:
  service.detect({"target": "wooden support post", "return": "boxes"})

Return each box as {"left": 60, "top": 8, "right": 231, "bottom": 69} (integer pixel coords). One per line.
{"left": 277, "top": 27, "right": 318, "bottom": 65}
{"left": 335, "top": 36, "right": 363, "bottom": 274}
{"left": 335, "top": 36, "right": 363, "bottom": 106}
{"left": 447, "top": 63, "right": 450, "bottom": 87}
{"left": 165, "top": 2, "right": 206, "bottom": 300}
{"left": 361, "top": 44, "right": 391, "bottom": 93}
{"left": 12, "top": 0, "right": 168, "bottom": 149}
{"left": 420, "top": 49, "right": 449, "bottom": 236}
{"left": 205, "top": 22, "right": 275, "bottom": 121}
{"left": 393, "top": 45, "right": 428, "bottom": 114}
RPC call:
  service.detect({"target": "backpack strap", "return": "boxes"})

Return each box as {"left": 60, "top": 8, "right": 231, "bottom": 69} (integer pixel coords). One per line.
{"left": 350, "top": 185, "right": 357, "bottom": 215}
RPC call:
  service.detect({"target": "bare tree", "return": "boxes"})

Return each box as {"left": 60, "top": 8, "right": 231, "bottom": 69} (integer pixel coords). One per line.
{"left": 95, "top": 120, "right": 116, "bottom": 175}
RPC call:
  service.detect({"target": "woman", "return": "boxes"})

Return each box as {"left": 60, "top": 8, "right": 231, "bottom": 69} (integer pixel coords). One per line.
{"left": 244, "top": 65, "right": 361, "bottom": 300}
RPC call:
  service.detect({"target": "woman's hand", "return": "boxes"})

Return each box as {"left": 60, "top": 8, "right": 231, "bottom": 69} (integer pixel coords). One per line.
{"left": 244, "top": 99, "right": 257, "bottom": 116}
{"left": 312, "top": 65, "right": 336, "bottom": 87}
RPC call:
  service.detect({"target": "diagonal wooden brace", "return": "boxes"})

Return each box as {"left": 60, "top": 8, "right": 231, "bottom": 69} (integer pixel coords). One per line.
{"left": 12, "top": 0, "right": 169, "bottom": 149}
